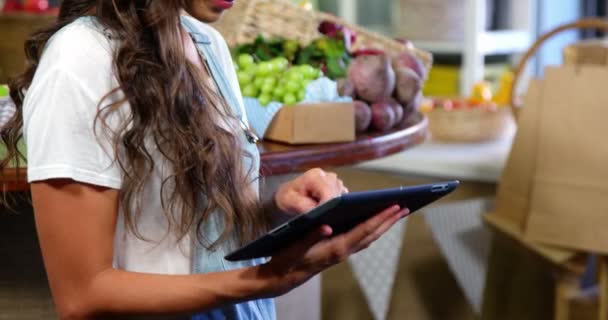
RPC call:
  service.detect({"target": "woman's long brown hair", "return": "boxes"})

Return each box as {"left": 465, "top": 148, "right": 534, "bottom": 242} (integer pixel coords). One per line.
{"left": 3, "top": 0, "right": 269, "bottom": 249}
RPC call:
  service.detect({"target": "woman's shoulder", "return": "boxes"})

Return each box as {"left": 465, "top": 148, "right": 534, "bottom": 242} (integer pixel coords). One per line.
{"left": 50, "top": 17, "right": 112, "bottom": 50}
{"left": 32, "top": 17, "right": 116, "bottom": 97}
{"left": 40, "top": 17, "right": 114, "bottom": 74}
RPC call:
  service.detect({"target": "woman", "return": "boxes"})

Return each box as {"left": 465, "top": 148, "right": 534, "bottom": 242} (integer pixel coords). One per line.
{"left": 2, "top": 1, "right": 408, "bottom": 319}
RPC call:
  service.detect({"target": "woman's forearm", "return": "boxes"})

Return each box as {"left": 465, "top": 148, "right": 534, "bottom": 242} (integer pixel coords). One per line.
{"left": 58, "top": 265, "right": 278, "bottom": 319}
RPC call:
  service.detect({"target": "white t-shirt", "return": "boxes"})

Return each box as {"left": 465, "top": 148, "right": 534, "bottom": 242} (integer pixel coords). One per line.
{"left": 23, "top": 16, "right": 249, "bottom": 275}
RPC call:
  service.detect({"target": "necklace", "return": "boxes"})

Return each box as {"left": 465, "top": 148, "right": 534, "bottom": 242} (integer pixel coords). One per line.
{"left": 195, "top": 38, "right": 259, "bottom": 145}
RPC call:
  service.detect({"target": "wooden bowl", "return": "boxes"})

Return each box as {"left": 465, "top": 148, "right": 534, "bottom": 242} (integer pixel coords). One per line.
{"left": 426, "top": 105, "right": 514, "bottom": 143}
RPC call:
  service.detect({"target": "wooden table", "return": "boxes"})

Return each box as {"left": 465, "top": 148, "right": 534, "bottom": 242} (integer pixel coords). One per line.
{"left": 260, "top": 113, "right": 428, "bottom": 175}
{"left": 0, "top": 113, "right": 428, "bottom": 191}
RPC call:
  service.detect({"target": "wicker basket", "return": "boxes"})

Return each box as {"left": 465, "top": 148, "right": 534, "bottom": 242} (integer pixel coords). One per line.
{"left": 213, "top": 0, "right": 432, "bottom": 68}
{"left": 396, "top": 0, "right": 494, "bottom": 43}
{"left": 427, "top": 106, "right": 513, "bottom": 143}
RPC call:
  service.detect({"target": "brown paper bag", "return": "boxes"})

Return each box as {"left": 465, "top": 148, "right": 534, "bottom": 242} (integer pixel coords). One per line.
{"left": 490, "top": 76, "right": 577, "bottom": 263}
{"left": 526, "top": 65, "right": 608, "bottom": 253}
{"left": 563, "top": 39, "right": 608, "bottom": 66}
{"left": 494, "top": 79, "right": 543, "bottom": 229}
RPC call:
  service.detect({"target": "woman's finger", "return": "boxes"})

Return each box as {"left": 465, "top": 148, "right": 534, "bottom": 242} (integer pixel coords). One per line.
{"left": 308, "top": 175, "right": 340, "bottom": 204}
{"left": 354, "top": 208, "right": 409, "bottom": 252}
{"left": 338, "top": 205, "right": 402, "bottom": 246}
{"left": 289, "top": 194, "right": 320, "bottom": 213}
{"left": 336, "top": 179, "right": 347, "bottom": 194}
{"left": 269, "top": 225, "right": 332, "bottom": 268}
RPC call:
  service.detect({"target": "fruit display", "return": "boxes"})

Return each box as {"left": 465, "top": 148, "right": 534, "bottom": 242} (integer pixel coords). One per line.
{"left": 344, "top": 49, "right": 427, "bottom": 133}
{"left": 233, "top": 19, "right": 428, "bottom": 134}
{"left": 421, "top": 71, "right": 515, "bottom": 113}
{"left": 348, "top": 54, "right": 395, "bottom": 103}
{"left": 353, "top": 100, "right": 371, "bottom": 132}
{"left": 420, "top": 73, "right": 515, "bottom": 143}
{"left": 491, "top": 71, "right": 514, "bottom": 106}
{"left": 370, "top": 102, "right": 395, "bottom": 132}
{"left": 235, "top": 54, "right": 322, "bottom": 106}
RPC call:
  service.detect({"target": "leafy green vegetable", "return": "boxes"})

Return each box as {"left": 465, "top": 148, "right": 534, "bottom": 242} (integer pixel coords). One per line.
{"left": 232, "top": 33, "right": 352, "bottom": 80}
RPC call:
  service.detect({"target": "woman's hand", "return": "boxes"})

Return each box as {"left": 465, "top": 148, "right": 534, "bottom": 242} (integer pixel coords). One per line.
{"left": 274, "top": 168, "right": 348, "bottom": 215}
{"left": 259, "top": 204, "right": 409, "bottom": 296}
{"left": 262, "top": 167, "right": 409, "bottom": 297}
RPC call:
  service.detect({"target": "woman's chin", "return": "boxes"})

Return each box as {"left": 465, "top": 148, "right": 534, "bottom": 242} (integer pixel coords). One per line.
{"left": 188, "top": 0, "right": 233, "bottom": 23}
{"left": 202, "top": 10, "right": 224, "bottom": 23}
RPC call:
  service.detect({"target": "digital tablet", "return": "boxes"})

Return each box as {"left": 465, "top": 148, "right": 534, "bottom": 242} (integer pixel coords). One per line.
{"left": 225, "top": 180, "right": 460, "bottom": 261}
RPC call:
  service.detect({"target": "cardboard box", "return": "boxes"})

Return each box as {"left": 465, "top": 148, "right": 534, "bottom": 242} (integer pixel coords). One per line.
{"left": 563, "top": 39, "right": 608, "bottom": 66}
{"left": 264, "top": 102, "right": 355, "bottom": 144}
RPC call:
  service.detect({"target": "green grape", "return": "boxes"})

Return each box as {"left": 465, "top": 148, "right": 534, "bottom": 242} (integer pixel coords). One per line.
{"left": 287, "top": 71, "right": 304, "bottom": 82}
{"left": 300, "top": 64, "right": 317, "bottom": 79}
{"left": 284, "top": 68, "right": 297, "bottom": 76}
{"left": 283, "top": 40, "right": 299, "bottom": 55}
{"left": 283, "top": 92, "right": 297, "bottom": 106}
{"left": 242, "top": 84, "right": 258, "bottom": 97}
{"left": 285, "top": 81, "right": 300, "bottom": 93}
{"left": 258, "top": 93, "right": 272, "bottom": 106}
{"left": 260, "top": 83, "right": 274, "bottom": 94}
{"left": 256, "top": 62, "right": 273, "bottom": 77}
{"left": 270, "top": 60, "right": 285, "bottom": 73}
{"left": 243, "top": 63, "right": 257, "bottom": 73}
{"left": 263, "top": 77, "right": 277, "bottom": 87}
{"left": 272, "top": 86, "right": 286, "bottom": 99}
{"left": 297, "top": 90, "right": 306, "bottom": 102}
{"left": 254, "top": 77, "right": 265, "bottom": 89}
{"left": 302, "top": 79, "right": 312, "bottom": 89}
{"left": 274, "top": 57, "right": 289, "bottom": 69}
{"left": 238, "top": 54, "right": 255, "bottom": 69}
{"left": 237, "top": 71, "right": 254, "bottom": 86}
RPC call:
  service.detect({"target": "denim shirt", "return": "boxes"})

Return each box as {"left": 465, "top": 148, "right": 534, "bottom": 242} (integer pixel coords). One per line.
{"left": 181, "top": 16, "right": 276, "bottom": 320}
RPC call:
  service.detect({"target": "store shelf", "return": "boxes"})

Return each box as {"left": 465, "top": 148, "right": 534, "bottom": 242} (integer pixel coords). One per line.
{"left": 415, "top": 30, "right": 532, "bottom": 56}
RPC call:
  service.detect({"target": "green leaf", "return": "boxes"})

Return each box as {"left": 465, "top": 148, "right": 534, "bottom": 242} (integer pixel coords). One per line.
{"left": 255, "top": 46, "right": 273, "bottom": 61}
{"left": 296, "top": 45, "right": 316, "bottom": 65}
{"left": 254, "top": 34, "right": 266, "bottom": 46}
{"left": 326, "top": 56, "right": 347, "bottom": 79}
